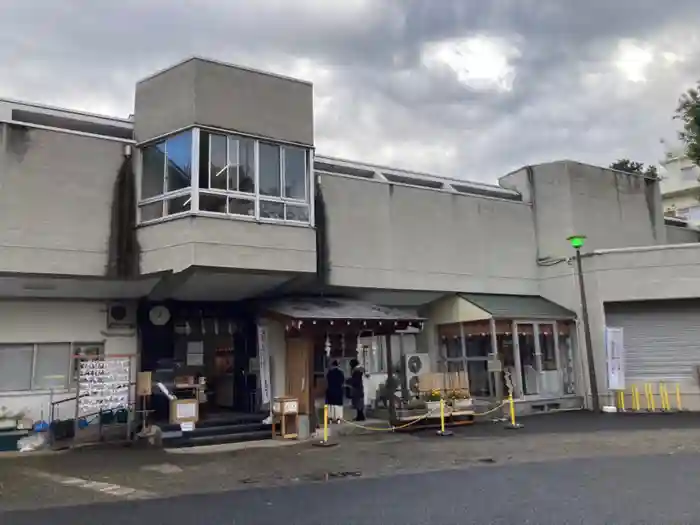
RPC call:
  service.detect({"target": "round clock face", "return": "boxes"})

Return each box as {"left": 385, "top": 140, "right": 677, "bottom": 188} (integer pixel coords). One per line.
{"left": 149, "top": 305, "right": 171, "bottom": 326}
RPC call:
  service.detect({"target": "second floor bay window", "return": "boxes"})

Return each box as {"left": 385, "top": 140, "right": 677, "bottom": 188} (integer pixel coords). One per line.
{"left": 138, "top": 128, "right": 312, "bottom": 225}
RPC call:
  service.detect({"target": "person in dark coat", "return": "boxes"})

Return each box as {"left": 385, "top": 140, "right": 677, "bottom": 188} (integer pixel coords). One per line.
{"left": 325, "top": 360, "right": 345, "bottom": 424}
{"left": 348, "top": 358, "right": 366, "bottom": 421}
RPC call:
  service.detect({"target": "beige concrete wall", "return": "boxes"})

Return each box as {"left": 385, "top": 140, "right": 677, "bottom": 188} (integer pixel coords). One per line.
{"left": 320, "top": 174, "right": 539, "bottom": 294}
{"left": 0, "top": 125, "right": 124, "bottom": 276}
{"left": 134, "top": 58, "right": 314, "bottom": 145}
{"left": 138, "top": 216, "right": 316, "bottom": 275}
{"left": 0, "top": 300, "right": 138, "bottom": 422}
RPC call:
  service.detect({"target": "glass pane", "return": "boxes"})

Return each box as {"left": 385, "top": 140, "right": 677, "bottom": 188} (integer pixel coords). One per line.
{"left": 539, "top": 324, "right": 557, "bottom": 371}
{"left": 517, "top": 324, "right": 539, "bottom": 395}
{"left": 259, "top": 143, "right": 281, "bottom": 196}
{"left": 34, "top": 343, "right": 70, "bottom": 390}
{"left": 140, "top": 201, "right": 163, "bottom": 222}
{"left": 227, "top": 137, "right": 239, "bottom": 191}
{"left": 166, "top": 195, "right": 191, "bottom": 216}
{"left": 239, "top": 138, "right": 255, "bottom": 193}
{"left": 284, "top": 146, "right": 306, "bottom": 200}
{"left": 200, "top": 193, "right": 227, "bottom": 213}
{"left": 210, "top": 134, "right": 228, "bottom": 190}
{"left": 0, "top": 345, "right": 33, "bottom": 391}
{"left": 465, "top": 334, "right": 490, "bottom": 357}
{"left": 141, "top": 143, "right": 165, "bottom": 199}
{"left": 260, "top": 200, "right": 284, "bottom": 219}
{"left": 199, "top": 132, "right": 210, "bottom": 189}
{"left": 165, "top": 131, "right": 192, "bottom": 192}
{"left": 72, "top": 344, "right": 104, "bottom": 383}
{"left": 467, "top": 360, "right": 493, "bottom": 397}
{"left": 497, "top": 331, "right": 517, "bottom": 396}
{"left": 559, "top": 325, "right": 575, "bottom": 395}
{"left": 228, "top": 197, "right": 254, "bottom": 217}
{"left": 285, "top": 204, "right": 309, "bottom": 222}
{"left": 442, "top": 336, "right": 462, "bottom": 359}
{"left": 446, "top": 360, "right": 464, "bottom": 373}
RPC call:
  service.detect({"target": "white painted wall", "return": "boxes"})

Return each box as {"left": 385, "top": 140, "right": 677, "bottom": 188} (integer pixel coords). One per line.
{"left": 0, "top": 300, "right": 138, "bottom": 423}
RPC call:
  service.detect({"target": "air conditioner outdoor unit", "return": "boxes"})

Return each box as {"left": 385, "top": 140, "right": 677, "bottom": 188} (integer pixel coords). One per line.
{"left": 403, "top": 353, "right": 431, "bottom": 397}
{"left": 106, "top": 302, "right": 135, "bottom": 329}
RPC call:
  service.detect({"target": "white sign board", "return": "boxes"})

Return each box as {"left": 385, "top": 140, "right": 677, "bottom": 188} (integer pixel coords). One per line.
{"left": 605, "top": 327, "right": 625, "bottom": 390}
{"left": 257, "top": 322, "right": 272, "bottom": 406}
{"left": 78, "top": 357, "right": 130, "bottom": 415}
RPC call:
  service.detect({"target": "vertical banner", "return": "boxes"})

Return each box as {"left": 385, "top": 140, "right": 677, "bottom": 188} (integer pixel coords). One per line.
{"left": 605, "top": 327, "right": 625, "bottom": 390}
{"left": 257, "top": 322, "right": 272, "bottom": 407}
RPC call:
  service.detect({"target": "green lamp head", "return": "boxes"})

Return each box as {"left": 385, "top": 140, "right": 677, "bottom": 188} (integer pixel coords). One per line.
{"left": 567, "top": 235, "right": 587, "bottom": 249}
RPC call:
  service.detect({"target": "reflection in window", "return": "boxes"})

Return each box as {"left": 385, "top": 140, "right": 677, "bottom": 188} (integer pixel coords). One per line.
{"left": 200, "top": 193, "right": 227, "bottom": 213}
{"left": 228, "top": 198, "right": 254, "bottom": 217}
{"left": 139, "top": 201, "right": 163, "bottom": 222}
{"left": 210, "top": 134, "right": 228, "bottom": 190}
{"left": 166, "top": 195, "right": 191, "bottom": 216}
{"left": 259, "top": 143, "right": 281, "bottom": 196}
{"left": 285, "top": 204, "right": 309, "bottom": 222}
{"left": 284, "top": 146, "right": 306, "bottom": 200}
{"left": 539, "top": 325, "right": 557, "bottom": 371}
{"left": 238, "top": 138, "right": 255, "bottom": 193}
{"left": 141, "top": 143, "right": 166, "bottom": 199}
{"left": 260, "top": 201, "right": 284, "bottom": 220}
{"left": 166, "top": 132, "right": 192, "bottom": 192}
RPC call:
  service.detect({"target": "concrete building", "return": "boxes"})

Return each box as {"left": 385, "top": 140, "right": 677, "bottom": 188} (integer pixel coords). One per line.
{"left": 2, "top": 57, "right": 700, "bottom": 447}
{"left": 660, "top": 144, "right": 700, "bottom": 223}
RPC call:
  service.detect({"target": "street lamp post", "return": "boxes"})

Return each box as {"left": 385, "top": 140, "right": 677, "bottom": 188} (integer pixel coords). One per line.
{"left": 567, "top": 235, "right": 600, "bottom": 412}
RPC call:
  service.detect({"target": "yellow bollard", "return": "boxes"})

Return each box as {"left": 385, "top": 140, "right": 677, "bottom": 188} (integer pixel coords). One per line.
{"left": 661, "top": 384, "right": 670, "bottom": 412}
{"left": 644, "top": 384, "right": 652, "bottom": 412}
{"left": 436, "top": 398, "right": 453, "bottom": 436}
{"left": 618, "top": 390, "right": 625, "bottom": 412}
{"left": 632, "top": 384, "right": 640, "bottom": 412}
{"left": 676, "top": 384, "right": 683, "bottom": 411}
{"left": 313, "top": 404, "right": 337, "bottom": 447}
{"left": 504, "top": 393, "right": 523, "bottom": 429}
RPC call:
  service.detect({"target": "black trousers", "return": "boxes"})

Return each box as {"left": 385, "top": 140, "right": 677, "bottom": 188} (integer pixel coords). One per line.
{"left": 352, "top": 397, "right": 365, "bottom": 421}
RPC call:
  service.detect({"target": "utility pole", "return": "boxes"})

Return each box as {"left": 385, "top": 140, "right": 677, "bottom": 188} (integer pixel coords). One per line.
{"left": 567, "top": 235, "right": 600, "bottom": 412}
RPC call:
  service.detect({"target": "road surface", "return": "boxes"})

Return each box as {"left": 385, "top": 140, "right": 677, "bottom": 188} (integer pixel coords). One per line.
{"left": 4, "top": 452, "right": 700, "bottom": 525}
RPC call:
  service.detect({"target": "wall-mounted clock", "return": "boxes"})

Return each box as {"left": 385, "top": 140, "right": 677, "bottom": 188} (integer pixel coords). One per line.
{"left": 149, "top": 305, "right": 171, "bottom": 326}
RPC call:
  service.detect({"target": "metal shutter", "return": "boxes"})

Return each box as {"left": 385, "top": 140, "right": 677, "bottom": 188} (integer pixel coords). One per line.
{"left": 605, "top": 300, "right": 700, "bottom": 383}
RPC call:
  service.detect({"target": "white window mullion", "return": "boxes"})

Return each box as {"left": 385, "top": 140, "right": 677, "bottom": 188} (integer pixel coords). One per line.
{"left": 208, "top": 132, "right": 214, "bottom": 192}
{"left": 235, "top": 138, "right": 240, "bottom": 192}
{"left": 191, "top": 128, "right": 200, "bottom": 213}
{"left": 309, "top": 149, "right": 315, "bottom": 227}
{"left": 254, "top": 140, "right": 260, "bottom": 220}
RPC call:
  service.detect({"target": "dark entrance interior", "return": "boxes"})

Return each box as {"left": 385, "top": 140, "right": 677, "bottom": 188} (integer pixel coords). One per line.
{"left": 139, "top": 301, "right": 261, "bottom": 421}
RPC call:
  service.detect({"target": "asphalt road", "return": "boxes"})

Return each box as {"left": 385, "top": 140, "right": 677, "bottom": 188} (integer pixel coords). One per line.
{"left": 4, "top": 452, "right": 700, "bottom": 525}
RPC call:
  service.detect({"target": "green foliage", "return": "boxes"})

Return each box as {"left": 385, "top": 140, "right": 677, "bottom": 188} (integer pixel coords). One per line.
{"left": 609, "top": 159, "right": 658, "bottom": 178}
{"left": 675, "top": 83, "right": 700, "bottom": 166}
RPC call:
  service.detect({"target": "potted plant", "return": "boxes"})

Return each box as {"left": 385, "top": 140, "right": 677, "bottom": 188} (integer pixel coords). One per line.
{"left": 423, "top": 389, "right": 443, "bottom": 412}
{"left": 447, "top": 390, "right": 473, "bottom": 410}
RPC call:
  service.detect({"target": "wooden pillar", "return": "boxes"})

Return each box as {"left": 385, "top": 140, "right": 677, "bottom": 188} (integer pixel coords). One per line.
{"left": 285, "top": 335, "right": 314, "bottom": 428}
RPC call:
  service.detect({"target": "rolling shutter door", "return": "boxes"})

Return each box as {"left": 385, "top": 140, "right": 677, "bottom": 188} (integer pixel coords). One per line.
{"left": 605, "top": 300, "right": 700, "bottom": 383}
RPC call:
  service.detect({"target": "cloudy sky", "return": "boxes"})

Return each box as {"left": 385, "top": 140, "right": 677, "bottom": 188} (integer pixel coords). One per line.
{"left": 2, "top": 0, "right": 700, "bottom": 183}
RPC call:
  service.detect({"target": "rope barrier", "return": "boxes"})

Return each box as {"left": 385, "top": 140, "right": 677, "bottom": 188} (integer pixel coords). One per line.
{"left": 336, "top": 400, "right": 508, "bottom": 433}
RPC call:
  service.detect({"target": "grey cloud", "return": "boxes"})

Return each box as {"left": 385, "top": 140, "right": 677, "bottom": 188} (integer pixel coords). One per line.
{"left": 1, "top": 0, "right": 700, "bottom": 182}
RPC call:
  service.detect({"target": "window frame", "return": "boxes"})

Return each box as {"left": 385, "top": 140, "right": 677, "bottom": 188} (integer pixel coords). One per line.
{"left": 137, "top": 129, "right": 195, "bottom": 224}
{"left": 137, "top": 126, "right": 313, "bottom": 227}
{"left": 0, "top": 342, "right": 105, "bottom": 393}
